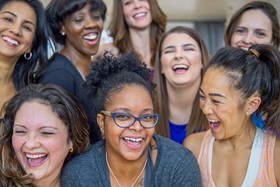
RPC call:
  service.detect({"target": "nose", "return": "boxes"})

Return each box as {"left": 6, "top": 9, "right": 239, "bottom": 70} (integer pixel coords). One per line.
{"left": 10, "top": 23, "right": 22, "bottom": 36}
{"left": 200, "top": 100, "right": 213, "bottom": 116}
{"left": 24, "top": 133, "right": 41, "bottom": 150}
{"left": 174, "top": 49, "right": 183, "bottom": 60}
{"left": 133, "top": 0, "right": 142, "bottom": 9}
{"left": 129, "top": 119, "right": 143, "bottom": 132}
{"left": 85, "top": 17, "right": 98, "bottom": 29}
{"left": 242, "top": 33, "right": 254, "bottom": 45}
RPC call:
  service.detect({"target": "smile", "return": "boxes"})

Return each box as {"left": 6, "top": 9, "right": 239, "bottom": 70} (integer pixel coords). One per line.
{"left": 3, "top": 36, "right": 19, "bottom": 46}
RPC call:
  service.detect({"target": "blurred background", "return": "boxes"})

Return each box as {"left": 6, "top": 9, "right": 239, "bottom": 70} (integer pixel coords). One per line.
{"left": 41, "top": 0, "right": 280, "bottom": 55}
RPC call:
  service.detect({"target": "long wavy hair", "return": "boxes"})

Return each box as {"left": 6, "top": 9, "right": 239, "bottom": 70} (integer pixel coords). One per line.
{"left": 154, "top": 26, "right": 210, "bottom": 138}
{"left": 108, "top": 0, "right": 167, "bottom": 67}
{"left": 0, "top": 84, "right": 90, "bottom": 186}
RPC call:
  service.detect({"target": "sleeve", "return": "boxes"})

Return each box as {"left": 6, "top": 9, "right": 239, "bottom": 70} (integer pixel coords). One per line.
{"left": 39, "top": 69, "right": 75, "bottom": 93}
{"left": 173, "top": 150, "right": 202, "bottom": 187}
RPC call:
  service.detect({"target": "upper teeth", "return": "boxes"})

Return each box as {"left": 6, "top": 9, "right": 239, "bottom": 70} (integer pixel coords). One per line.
{"left": 26, "top": 154, "right": 46, "bottom": 159}
{"left": 83, "top": 34, "right": 97, "bottom": 40}
{"left": 124, "top": 137, "right": 143, "bottom": 142}
{"left": 134, "top": 13, "right": 146, "bottom": 18}
{"left": 3, "top": 36, "right": 19, "bottom": 45}
{"left": 241, "top": 47, "right": 249, "bottom": 51}
{"left": 208, "top": 119, "right": 219, "bottom": 123}
{"left": 173, "top": 64, "right": 189, "bottom": 70}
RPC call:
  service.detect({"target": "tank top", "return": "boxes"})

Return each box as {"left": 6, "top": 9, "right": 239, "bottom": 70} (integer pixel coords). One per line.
{"left": 198, "top": 128, "right": 277, "bottom": 187}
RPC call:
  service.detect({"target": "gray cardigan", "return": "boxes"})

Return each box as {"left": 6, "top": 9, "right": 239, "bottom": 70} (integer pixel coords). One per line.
{"left": 61, "top": 134, "right": 201, "bottom": 187}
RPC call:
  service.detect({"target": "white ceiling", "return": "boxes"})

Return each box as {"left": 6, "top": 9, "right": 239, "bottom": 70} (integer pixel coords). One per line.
{"left": 41, "top": 0, "right": 280, "bottom": 22}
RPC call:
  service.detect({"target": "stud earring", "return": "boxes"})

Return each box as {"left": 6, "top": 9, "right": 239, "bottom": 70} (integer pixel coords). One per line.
{"left": 246, "top": 111, "right": 250, "bottom": 116}
{"left": 69, "top": 147, "right": 73, "bottom": 153}
{"left": 61, "top": 32, "right": 65, "bottom": 36}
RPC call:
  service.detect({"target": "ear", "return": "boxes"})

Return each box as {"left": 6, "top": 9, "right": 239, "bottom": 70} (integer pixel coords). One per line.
{"left": 60, "top": 25, "right": 65, "bottom": 35}
{"left": 97, "top": 113, "right": 105, "bottom": 133}
{"left": 245, "top": 95, "right": 261, "bottom": 115}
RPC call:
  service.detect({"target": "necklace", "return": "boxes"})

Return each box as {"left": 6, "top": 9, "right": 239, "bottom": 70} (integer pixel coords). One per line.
{"left": 106, "top": 152, "right": 147, "bottom": 187}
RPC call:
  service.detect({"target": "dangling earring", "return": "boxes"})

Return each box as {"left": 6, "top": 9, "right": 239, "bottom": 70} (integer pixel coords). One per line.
{"left": 24, "top": 52, "right": 32, "bottom": 60}
{"left": 100, "top": 127, "right": 105, "bottom": 139}
{"left": 61, "top": 32, "right": 65, "bottom": 36}
{"left": 69, "top": 147, "right": 73, "bottom": 153}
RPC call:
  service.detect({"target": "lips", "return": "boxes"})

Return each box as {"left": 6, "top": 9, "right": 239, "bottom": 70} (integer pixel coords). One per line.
{"left": 133, "top": 12, "right": 146, "bottom": 19}
{"left": 208, "top": 119, "right": 220, "bottom": 131}
{"left": 2, "top": 36, "right": 19, "bottom": 46}
{"left": 26, "top": 153, "right": 47, "bottom": 166}
{"left": 83, "top": 33, "right": 98, "bottom": 41}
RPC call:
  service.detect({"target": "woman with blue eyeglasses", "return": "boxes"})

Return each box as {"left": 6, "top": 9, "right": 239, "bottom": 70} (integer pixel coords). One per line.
{"left": 61, "top": 51, "right": 202, "bottom": 187}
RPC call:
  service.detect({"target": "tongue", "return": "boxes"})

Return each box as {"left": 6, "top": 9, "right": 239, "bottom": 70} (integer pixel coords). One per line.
{"left": 174, "top": 68, "right": 187, "bottom": 73}
{"left": 29, "top": 156, "right": 47, "bottom": 164}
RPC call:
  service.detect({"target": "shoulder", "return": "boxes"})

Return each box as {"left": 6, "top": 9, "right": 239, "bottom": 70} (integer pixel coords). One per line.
{"left": 63, "top": 141, "right": 104, "bottom": 172}
{"left": 153, "top": 134, "right": 202, "bottom": 186}
{"left": 274, "top": 137, "right": 280, "bottom": 185}
{"left": 183, "top": 131, "right": 207, "bottom": 159}
{"left": 155, "top": 134, "right": 196, "bottom": 161}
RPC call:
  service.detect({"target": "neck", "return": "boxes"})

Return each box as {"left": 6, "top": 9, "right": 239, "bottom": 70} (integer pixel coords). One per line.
{"left": 218, "top": 120, "right": 257, "bottom": 150}
{"left": 106, "top": 150, "right": 148, "bottom": 187}
{"left": 129, "top": 27, "right": 151, "bottom": 68}
{"left": 167, "top": 80, "right": 200, "bottom": 124}
{"left": 60, "top": 46, "right": 92, "bottom": 77}
{"left": 0, "top": 58, "right": 18, "bottom": 83}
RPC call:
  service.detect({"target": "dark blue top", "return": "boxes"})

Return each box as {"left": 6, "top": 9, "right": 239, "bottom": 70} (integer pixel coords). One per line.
{"left": 37, "top": 53, "right": 100, "bottom": 144}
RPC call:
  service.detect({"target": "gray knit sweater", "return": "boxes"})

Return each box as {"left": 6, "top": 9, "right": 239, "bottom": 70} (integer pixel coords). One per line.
{"left": 61, "top": 134, "right": 201, "bottom": 187}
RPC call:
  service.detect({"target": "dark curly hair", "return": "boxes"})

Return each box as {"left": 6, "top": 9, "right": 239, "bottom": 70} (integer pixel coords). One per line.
{"left": 85, "top": 51, "right": 156, "bottom": 121}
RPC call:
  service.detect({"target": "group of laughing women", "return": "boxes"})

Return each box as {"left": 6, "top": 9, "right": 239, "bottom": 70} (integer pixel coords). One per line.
{"left": 0, "top": 0, "right": 279, "bottom": 186}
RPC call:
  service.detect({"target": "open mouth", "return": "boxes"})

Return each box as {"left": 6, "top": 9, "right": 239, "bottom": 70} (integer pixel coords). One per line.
{"left": 83, "top": 33, "right": 98, "bottom": 41}
{"left": 123, "top": 137, "right": 144, "bottom": 145}
{"left": 208, "top": 119, "right": 221, "bottom": 130}
{"left": 172, "top": 64, "right": 189, "bottom": 73}
{"left": 134, "top": 12, "right": 146, "bottom": 19}
{"left": 2, "top": 36, "right": 19, "bottom": 46}
{"left": 26, "top": 153, "right": 47, "bottom": 165}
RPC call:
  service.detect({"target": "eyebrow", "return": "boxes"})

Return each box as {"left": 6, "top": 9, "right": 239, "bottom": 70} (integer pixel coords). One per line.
{"left": 163, "top": 43, "right": 195, "bottom": 50}
{"left": 113, "top": 108, "right": 154, "bottom": 113}
{"left": 199, "top": 88, "right": 228, "bottom": 99}
{"left": 2, "top": 11, "right": 35, "bottom": 27}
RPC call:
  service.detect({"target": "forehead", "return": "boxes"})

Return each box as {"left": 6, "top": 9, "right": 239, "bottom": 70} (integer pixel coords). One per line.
{"left": 1, "top": 1, "right": 36, "bottom": 21}
{"left": 107, "top": 85, "right": 153, "bottom": 108}
{"left": 162, "top": 33, "right": 198, "bottom": 47}
{"left": 238, "top": 9, "right": 272, "bottom": 30}
{"left": 201, "top": 68, "right": 232, "bottom": 94}
{"left": 14, "top": 101, "right": 66, "bottom": 129}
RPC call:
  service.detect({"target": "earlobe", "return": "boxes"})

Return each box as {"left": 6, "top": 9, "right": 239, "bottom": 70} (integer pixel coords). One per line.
{"left": 97, "top": 114, "right": 104, "bottom": 130}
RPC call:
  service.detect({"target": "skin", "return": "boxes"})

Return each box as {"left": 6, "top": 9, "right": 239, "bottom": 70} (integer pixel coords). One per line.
{"left": 184, "top": 68, "right": 280, "bottom": 186}
{"left": 122, "top": 0, "right": 152, "bottom": 30}
{"left": 230, "top": 9, "right": 273, "bottom": 50}
{"left": 12, "top": 101, "right": 72, "bottom": 187}
{"left": 97, "top": 85, "right": 155, "bottom": 186}
{"left": 0, "top": 1, "right": 36, "bottom": 112}
{"left": 60, "top": 3, "right": 104, "bottom": 76}
{"left": 161, "top": 33, "right": 202, "bottom": 87}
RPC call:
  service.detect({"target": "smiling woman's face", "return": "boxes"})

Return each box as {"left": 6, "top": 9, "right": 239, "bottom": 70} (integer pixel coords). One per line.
{"left": 12, "top": 101, "right": 72, "bottom": 185}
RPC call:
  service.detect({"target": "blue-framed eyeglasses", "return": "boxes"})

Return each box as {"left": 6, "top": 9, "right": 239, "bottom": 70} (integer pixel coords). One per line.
{"left": 100, "top": 110, "right": 160, "bottom": 129}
